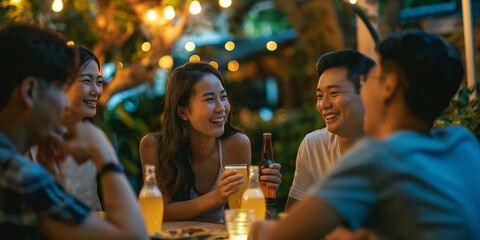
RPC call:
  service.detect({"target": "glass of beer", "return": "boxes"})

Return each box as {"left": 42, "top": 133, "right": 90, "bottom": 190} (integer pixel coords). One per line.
{"left": 224, "top": 164, "right": 248, "bottom": 208}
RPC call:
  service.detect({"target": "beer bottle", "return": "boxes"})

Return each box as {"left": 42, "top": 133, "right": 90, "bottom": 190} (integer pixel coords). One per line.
{"left": 259, "top": 133, "right": 276, "bottom": 205}
{"left": 241, "top": 165, "right": 266, "bottom": 220}
{"left": 138, "top": 164, "right": 164, "bottom": 233}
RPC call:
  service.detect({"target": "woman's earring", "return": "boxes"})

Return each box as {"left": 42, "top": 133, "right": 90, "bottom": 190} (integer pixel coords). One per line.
{"left": 183, "top": 121, "right": 189, "bottom": 137}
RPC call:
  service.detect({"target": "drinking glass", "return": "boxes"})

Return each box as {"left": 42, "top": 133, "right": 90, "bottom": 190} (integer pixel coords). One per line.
{"left": 224, "top": 164, "right": 248, "bottom": 208}
{"left": 224, "top": 209, "right": 256, "bottom": 240}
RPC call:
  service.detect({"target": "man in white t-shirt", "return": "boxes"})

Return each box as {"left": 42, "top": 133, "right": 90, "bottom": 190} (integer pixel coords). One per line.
{"left": 286, "top": 50, "right": 375, "bottom": 211}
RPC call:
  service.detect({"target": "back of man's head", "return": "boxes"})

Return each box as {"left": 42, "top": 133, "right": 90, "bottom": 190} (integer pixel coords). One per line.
{"left": 379, "top": 29, "right": 463, "bottom": 125}
{"left": 0, "top": 23, "right": 78, "bottom": 110}
{"left": 316, "top": 50, "right": 376, "bottom": 94}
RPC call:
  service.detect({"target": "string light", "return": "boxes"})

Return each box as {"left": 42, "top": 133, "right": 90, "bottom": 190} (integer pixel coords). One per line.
{"left": 224, "top": 41, "right": 235, "bottom": 51}
{"left": 66, "top": 41, "right": 75, "bottom": 46}
{"left": 189, "top": 0, "right": 201, "bottom": 15}
{"left": 349, "top": 0, "right": 357, "bottom": 4}
{"left": 189, "top": 55, "right": 200, "bottom": 62}
{"left": 219, "top": 0, "right": 232, "bottom": 8}
{"left": 158, "top": 55, "right": 173, "bottom": 69}
{"left": 147, "top": 9, "right": 157, "bottom": 20}
{"left": 227, "top": 60, "right": 239, "bottom": 72}
{"left": 141, "top": 42, "right": 151, "bottom": 52}
{"left": 266, "top": 41, "right": 277, "bottom": 51}
{"left": 52, "top": 0, "right": 63, "bottom": 12}
{"left": 185, "top": 42, "right": 196, "bottom": 52}
{"left": 11, "top": 0, "right": 21, "bottom": 3}
{"left": 164, "top": 5, "right": 175, "bottom": 20}
{"left": 209, "top": 61, "right": 219, "bottom": 69}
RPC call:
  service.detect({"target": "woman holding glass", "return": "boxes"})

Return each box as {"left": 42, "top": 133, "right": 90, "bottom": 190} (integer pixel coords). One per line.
{"left": 140, "top": 62, "right": 281, "bottom": 223}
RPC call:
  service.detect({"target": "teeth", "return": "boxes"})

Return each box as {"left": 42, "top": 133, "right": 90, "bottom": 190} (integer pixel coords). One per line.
{"left": 211, "top": 117, "right": 224, "bottom": 123}
{"left": 84, "top": 100, "right": 97, "bottom": 105}
{"left": 325, "top": 114, "right": 337, "bottom": 120}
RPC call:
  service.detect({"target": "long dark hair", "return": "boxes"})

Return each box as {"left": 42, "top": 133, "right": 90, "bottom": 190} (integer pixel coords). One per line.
{"left": 157, "top": 62, "right": 239, "bottom": 201}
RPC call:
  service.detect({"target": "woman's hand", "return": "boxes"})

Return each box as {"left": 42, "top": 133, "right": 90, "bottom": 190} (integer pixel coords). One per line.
{"left": 213, "top": 170, "right": 244, "bottom": 206}
{"left": 36, "top": 126, "right": 67, "bottom": 178}
{"left": 260, "top": 163, "right": 282, "bottom": 191}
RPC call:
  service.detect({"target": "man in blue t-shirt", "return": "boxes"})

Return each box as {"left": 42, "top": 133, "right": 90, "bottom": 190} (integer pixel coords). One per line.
{"left": 250, "top": 30, "right": 480, "bottom": 240}
{"left": 0, "top": 23, "right": 148, "bottom": 239}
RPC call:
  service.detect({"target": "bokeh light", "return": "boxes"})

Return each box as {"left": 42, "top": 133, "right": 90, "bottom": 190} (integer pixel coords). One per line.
{"left": 227, "top": 60, "right": 239, "bottom": 72}
{"left": 164, "top": 5, "right": 175, "bottom": 20}
{"left": 66, "top": 41, "right": 75, "bottom": 46}
{"left": 52, "top": 0, "right": 63, "bottom": 12}
{"left": 147, "top": 9, "right": 157, "bottom": 20}
{"left": 141, "top": 42, "right": 151, "bottom": 52}
{"left": 189, "top": 55, "right": 200, "bottom": 62}
{"left": 266, "top": 41, "right": 277, "bottom": 51}
{"left": 224, "top": 41, "right": 235, "bottom": 51}
{"left": 189, "top": 0, "right": 201, "bottom": 15}
{"left": 185, "top": 42, "right": 196, "bottom": 52}
{"left": 209, "top": 61, "right": 219, "bottom": 69}
{"left": 219, "top": 0, "right": 232, "bottom": 8}
{"left": 158, "top": 55, "right": 173, "bottom": 69}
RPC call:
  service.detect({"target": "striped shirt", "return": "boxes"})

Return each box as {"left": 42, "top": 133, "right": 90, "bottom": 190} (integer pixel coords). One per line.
{"left": 0, "top": 133, "right": 90, "bottom": 239}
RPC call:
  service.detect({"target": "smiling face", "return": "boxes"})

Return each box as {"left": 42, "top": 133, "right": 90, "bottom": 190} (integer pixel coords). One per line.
{"left": 178, "top": 73, "right": 230, "bottom": 138}
{"left": 316, "top": 67, "right": 364, "bottom": 137}
{"left": 67, "top": 60, "right": 103, "bottom": 118}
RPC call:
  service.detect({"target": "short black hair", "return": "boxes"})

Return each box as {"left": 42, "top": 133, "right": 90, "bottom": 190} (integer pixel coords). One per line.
{"left": 378, "top": 29, "right": 463, "bottom": 125}
{"left": 0, "top": 23, "right": 79, "bottom": 110}
{"left": 316, "top": 50, "right": 376, "bottom": 94}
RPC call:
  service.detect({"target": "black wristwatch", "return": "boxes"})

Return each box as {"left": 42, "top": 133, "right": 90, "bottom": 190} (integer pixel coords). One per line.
{"left": 96, "top": 162, "right": 124, "bottom": 182}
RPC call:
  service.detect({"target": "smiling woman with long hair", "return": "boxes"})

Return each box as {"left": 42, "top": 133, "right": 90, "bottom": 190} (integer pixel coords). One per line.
{"left": 140, "top": 62, "right": 282, "bottom": 223}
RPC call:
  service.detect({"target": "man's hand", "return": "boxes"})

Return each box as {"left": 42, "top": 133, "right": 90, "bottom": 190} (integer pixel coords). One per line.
{"left": 325, "top": 227, "right": 371, "bottom": 240}
{"left": 248, "top": 220, "right": 278, "bottom": 240}
{"left": 36, "top": 126, "right": 68, "bottom": 178}
{"left": 261, "top": 163, "right": 282, "bottom": 191}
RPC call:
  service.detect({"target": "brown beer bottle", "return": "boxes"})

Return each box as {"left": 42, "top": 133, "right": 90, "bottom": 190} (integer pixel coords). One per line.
{"left": 259, "top": 133, "right": 276, "bottom": 205}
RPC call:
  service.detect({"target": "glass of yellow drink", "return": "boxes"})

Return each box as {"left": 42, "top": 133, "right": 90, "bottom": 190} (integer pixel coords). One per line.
{"left": 224, "top": 164, "right": 248, "bottom": 209}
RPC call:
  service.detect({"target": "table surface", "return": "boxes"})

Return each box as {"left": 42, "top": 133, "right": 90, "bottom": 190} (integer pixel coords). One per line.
{"left": 163, "top": 221, "right": 226, "bottom": 231}
{"left": 162, "top": 221, "right": 228, "bottom": 239}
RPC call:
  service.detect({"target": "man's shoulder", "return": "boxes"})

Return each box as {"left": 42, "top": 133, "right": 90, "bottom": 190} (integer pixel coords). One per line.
{"left": 304, "top": 128, "right": 333, "bottom": 142}
{"left": 0, "top": 148, "right": 53, "bottom": 193}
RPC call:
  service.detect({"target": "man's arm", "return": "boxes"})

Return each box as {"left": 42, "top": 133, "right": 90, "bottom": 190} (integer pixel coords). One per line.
{"left": 39, "top": 122, "right": 148, "bottom": 240}
{"left": 250, "top": 196, "right": 343, "bottom": 240}
{"left": 284, "top": 196, "right": 299, "bottom": 212}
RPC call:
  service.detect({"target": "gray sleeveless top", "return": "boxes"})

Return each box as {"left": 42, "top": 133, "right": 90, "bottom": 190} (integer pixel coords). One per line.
{"left": 189, "top": 139, "right": 225, "bottom": 224}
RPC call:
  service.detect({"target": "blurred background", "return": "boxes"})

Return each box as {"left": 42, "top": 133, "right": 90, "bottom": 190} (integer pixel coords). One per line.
{"left": 1, "top": 0, "right": 478, "bottom": 213}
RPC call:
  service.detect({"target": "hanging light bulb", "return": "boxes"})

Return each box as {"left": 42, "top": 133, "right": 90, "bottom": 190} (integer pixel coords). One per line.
{"left": 349, "top": 0, "right": 357, "bottom": 4}
{"left": 266, "top": 41, "right": 277, "bottom": 51}
{"left": 147, "top": 9, "right": 157, "bottom": 21}
{"left": 219, "top": 0, "right": 232, "bottom": 8}
{"left": 164, "top": 5, "right": 175, "bottom": 20}
{"left": 189, "top": 0, "right": 201, "bottom": 15}
{"left": 52, "top": 0, "right": 63, "bottom": 12}
{"left": 185, "top": 42, "right": 196, "bottom": 52}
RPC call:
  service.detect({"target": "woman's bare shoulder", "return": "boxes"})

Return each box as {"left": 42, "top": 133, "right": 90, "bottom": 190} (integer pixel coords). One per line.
{"left": 222, "top": 132, "right": 251, "bottom": 165}
{"left": 140, "top": 133, "right": 161, "bottom": 148}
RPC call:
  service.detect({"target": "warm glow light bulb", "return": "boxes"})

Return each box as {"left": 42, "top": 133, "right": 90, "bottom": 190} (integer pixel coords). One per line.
{"left": 141, "top": 42, "right": 151, "bottom": 52}
{"left": 266, "top": 41, "right": 277, "bottom": 51}
{"left": 227, "top": 60, "right": 239, "bottom": 72}
{"left": 219, "top": 0, "right": 232, "bottom": 8}
{"left": 164, "top": 5, "right": 175, "bottom": 20}
{"left": 147, "top": 9, "right": 157, "bottom": 20}
{"left": 349, "top": 0, "right": 357, "bottom": 4}
{"left": 66, "top": 41, "right": 75, "bottom": 46}
{"left": 189, "top": 0, "right": 201, "bottom": 15}
{"left": 11, "top": 0, "right": 21, "bottom": 3}
{"left": 224, "top": 41, "right": 235, "bottom": 51}
{"left": 158, "top": 55, "right": 174, "bottom": 69}
{"left": 189, "top": 55, "right": 200, "bottom": 62}
{"left": 52, "top": 0, "right": 63, "bottom": 12}
{"left": 185, "top": 42, "right": 196, "bottom": 52}
{"left": 209, "top": 61, "right": 219, "bottom": 69}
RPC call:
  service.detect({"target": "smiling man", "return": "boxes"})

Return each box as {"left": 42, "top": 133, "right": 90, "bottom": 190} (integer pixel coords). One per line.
{"left": 251, "top": 30, "right": 480, "bottom": 240}
{"left": 285, "top": 50, "right": 375, "bottom": 211}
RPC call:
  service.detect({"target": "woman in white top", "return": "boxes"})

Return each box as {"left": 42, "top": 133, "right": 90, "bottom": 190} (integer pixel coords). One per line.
{"left": 36, "top": 46, "right": 103, "bottom": 210}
